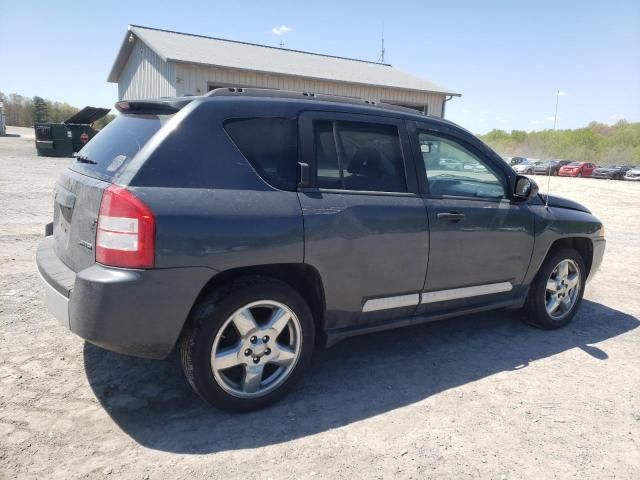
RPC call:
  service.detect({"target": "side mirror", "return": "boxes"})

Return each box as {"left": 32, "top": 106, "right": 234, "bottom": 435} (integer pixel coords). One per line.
{"left": 513, "top": 175, "right": 539, "bottom": 201}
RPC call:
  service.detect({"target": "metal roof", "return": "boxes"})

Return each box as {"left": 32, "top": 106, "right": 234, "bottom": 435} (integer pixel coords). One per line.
{"left": 108, "top": 25, "right": 460, "bottom": 97}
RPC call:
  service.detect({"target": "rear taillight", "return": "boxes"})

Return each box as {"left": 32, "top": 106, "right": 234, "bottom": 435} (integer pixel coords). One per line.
{"left": 96, "top": 185, "right": 155, "bottom": 268}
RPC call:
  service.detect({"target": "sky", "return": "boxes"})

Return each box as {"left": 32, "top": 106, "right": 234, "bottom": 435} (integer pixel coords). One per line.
{"left": 1, "top": 0, "right": 639, "bottom": 134}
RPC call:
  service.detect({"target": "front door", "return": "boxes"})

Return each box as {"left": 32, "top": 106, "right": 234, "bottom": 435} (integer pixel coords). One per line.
{"left": 410, "top": 123, "right": 535, "bottom": 314}
{"left": 298, "top": 112, "right": 429, "bottom": 330}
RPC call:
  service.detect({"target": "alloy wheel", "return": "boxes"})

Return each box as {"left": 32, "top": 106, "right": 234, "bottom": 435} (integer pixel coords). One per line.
{"left": 545, "top": 259, "right": 581, "bottom": 320}
{"left": 210, "top": 300, "right": 303, "bottom": 398}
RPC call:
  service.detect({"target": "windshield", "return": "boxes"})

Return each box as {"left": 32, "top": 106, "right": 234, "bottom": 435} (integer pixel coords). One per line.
{"left": 70, "top": 113, "right": 173, "bottom": 181}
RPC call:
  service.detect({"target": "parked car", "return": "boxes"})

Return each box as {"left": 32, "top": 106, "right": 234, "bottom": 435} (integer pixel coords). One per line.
{"left": 37, "top": 89, "right": 606, "bottom": 411}
{"left": 624, "top": 167, "right": 640, "bottom": 181}
{"left": 532, "top": 160, "right": 572, "bottom": 176}
{"left": 591, "top": 165, "right": 633, "bottom": 180}
{"left": 439, "top": 157, "right": 463, "bottom": 170}
{"left": 509, "top": 156, "right": 528, "bottom": 166}
{"left": 513, "top": 160, "right": 541, "bottom": 174}
{"left": 559, "top": 162, "right": 597, "bottom": 177}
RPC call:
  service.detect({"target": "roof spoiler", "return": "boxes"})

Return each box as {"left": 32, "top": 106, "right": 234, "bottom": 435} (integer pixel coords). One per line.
{"left": 115, "top": 97, "right": 194, "bottom": 115}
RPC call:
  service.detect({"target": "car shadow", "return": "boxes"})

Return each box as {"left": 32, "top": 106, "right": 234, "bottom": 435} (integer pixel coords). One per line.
{"left": 83, "top": 299, "right": 638, "bottom": 453}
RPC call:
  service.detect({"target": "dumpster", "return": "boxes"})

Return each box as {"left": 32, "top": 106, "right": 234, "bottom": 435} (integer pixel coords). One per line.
{"left": 34, "top": 106, "right": 110, "bottom": 157}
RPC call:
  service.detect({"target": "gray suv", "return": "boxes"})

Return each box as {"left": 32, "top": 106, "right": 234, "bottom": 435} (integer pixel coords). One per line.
{"left": 37, "top": 89, "right": 606, "bottom": 411}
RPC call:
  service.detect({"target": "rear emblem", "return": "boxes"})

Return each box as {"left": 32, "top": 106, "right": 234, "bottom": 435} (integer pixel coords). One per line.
{"left": 79, "top": 240, "right": 93, "bottom": 250}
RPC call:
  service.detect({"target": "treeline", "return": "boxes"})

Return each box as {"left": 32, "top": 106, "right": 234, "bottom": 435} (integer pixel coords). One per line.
{"left": 479, "top": 121, "right": 640, "bottom": 166}
{"left": 0, "top": 91, "right": 114, "bottom": 129}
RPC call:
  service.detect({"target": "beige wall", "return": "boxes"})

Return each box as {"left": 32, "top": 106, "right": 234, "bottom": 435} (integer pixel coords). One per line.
{"left": 118, "top": 41, "right": 176, "bottom": 100}
{"left": 118, "top": 48, "right": 447, "bottom": 116}
{"left": 174, "top": 62, "right": 445, "bottom": 116}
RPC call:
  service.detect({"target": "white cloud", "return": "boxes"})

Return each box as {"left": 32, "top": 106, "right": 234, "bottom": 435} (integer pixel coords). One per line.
{"left": 462, "top": 108, "right": 470, "bottom": 113}
{"left": 272, "top": 25, "right": 292, "bottom": 35}
{"left": 608, "top": 113, "right": 626, "bottom": 124}
{"left": 531, "top": 120, "right": 540, "bottom": 124}
{"left": 546, "top": 116, "right": 561, "bottom": 121}
{"left": 557, "top": 91, "right": 569, "bottom": 96}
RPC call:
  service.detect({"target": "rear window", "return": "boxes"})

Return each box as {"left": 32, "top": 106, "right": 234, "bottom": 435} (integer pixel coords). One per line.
{"left": 224, "top": 118, "right": 298, "bottom": 190}
{"left": 70, "top": 114, "right": 172, "bottom": 181}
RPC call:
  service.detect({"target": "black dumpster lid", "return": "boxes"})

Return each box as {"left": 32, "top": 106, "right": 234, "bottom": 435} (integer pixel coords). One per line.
{"left": 64, "top": 106, "right": 110, "bottom": 125}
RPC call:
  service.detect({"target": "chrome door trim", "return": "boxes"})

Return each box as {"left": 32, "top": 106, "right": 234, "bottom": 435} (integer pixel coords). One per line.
{"left": 421, "top": 281, "right": 513, "bottom": 304}
{"left": 362, "top": 293, "right": 420, "bottom": 312}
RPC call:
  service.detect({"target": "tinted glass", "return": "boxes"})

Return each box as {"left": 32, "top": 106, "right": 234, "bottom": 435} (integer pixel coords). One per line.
{"left": 417, "top": 131, "right": 505, "bottom": 199}
{"left": 70, "top": 114, "right": 171, "bottom": 181}
{"left": 224, "top": 118, "right": 298, "bottom": 190}
{"left": 314, "top": 120, "right": 407, "bottom": 193}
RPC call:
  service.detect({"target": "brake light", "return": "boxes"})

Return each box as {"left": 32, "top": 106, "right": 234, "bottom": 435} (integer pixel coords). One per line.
{"left": 96, "top": 185, "right": 155, "bottom": 268}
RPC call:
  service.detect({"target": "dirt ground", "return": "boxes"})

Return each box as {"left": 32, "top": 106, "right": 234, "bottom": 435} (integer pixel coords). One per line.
{"left": 1, "top": 131, "right": 639, "bottom": 480}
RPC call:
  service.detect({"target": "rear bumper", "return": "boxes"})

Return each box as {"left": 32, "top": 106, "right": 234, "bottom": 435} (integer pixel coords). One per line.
{"left": 36, "top": 236, "right": 214, "bottom": 359}
{"left": 624, "top": 175, "right": 640, "bottom": 181}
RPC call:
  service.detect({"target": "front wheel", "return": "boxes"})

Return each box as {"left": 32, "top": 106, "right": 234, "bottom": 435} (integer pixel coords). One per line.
{"left": 523, "top": 248, "right": 586, "bottom": 329}
{"left": 180, "top": 277, "right": 315, "bottom": 411}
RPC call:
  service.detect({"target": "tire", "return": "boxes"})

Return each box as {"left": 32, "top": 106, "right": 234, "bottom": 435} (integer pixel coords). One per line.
{"left": 180, "top": 276, "right": 315, "bottom": 412}
{"left": 577, "top": 171, "right": 582, "bottom": 178}
{"left": 522, "top": 247, "right": 586, "bottom": 329}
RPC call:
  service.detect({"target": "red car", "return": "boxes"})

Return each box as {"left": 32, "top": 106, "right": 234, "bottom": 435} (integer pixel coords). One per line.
{"left": 558, "top": 161, "right": 597, "bottom": 177}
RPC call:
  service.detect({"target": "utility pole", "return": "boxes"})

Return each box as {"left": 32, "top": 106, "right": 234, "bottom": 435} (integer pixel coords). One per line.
{"left": 546, "top": 90, "right": 561, "bottom": 207}
{"left": 553, "top": 89, "right": 560, "bottom": 131}
{"left": 377, "top": 24, "right": 385, "bottom": 63}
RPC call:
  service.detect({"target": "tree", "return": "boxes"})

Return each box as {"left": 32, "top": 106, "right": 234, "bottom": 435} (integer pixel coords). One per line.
{"left": 478, "top": 122, "right": 640, "bottom": 166}
{"left": 32, "top": 96, "right": 49, "bottom": 123}
{"left": 93, "top": 113, "right": 116, "bottom": 130}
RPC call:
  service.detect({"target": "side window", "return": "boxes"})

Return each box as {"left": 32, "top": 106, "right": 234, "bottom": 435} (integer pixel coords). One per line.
{"left": 417, "top": 131, "right": 506, "bottom": 199}
{"left": 313, "top": 120, "right": 407, "bottom": 193}
{"left": 224, "top": 117, "right": 298, "bottom": 190}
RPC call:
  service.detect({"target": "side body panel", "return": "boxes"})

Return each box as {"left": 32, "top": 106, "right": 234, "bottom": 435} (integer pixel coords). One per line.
{"left": 297, "top": 112, "right": 429, "bottom": 330}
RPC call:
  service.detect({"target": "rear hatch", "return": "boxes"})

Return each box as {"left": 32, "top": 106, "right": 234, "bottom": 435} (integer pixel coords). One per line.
{"left": 53, "top": 113, "right": 172, "bottom": 272}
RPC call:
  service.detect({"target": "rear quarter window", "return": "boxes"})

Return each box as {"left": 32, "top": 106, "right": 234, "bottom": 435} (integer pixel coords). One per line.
{"left": 223, "top": 118, "right": 298, "bottom": 191}
{"left": 70, "top": 114, "right": 172, "bottom": 182}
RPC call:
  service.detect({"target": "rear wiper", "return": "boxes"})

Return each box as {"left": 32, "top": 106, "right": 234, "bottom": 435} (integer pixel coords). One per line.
{"left": 75, "top": 154, "right": 97, "bottom": 165}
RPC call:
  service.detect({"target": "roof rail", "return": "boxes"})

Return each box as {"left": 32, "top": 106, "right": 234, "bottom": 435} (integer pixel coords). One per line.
{"left": 205, "top": 87, "right": 425, "bottom": 115}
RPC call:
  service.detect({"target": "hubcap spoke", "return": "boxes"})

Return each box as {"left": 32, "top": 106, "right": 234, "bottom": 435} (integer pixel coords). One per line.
{"left": 566, "top": 272, "right": 579, "bottom": 290}
{"left": 558, "top": 260, "right": 569, "bottom": 281}
{"left": 214, "top": 344, "right": 242, "bottom": 370}
{"left": 241, "top": 365, "right": 264, "bottom": 393}
{"left": 267, "top": 307, "right": 292, "bottom": 335}
{"left": 546, "top": 296, "right": 561, "bottom": 314}
{"left": 546, "top": 279, "right": 559, "bottom": 292}
{"left": 271, "top": 345, "right": 297, "bottom": 367}
{"left": 232, "top": 309, "right": 259, "bottom": 337}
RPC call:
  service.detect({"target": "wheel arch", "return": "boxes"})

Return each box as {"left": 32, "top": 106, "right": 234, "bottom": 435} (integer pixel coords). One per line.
{"left": 544, "top": 237, "right": 594, "bottom": 278}
{"left": 183, "top": 263, "right": 327, "bottom": 345}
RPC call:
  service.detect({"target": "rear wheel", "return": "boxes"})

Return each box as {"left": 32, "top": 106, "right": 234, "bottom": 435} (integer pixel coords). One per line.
{"left": 180, "top": 277, "right": 315, "bottom": 411}
{"left": 523, "top": 248, "right": 586, "bottom": 329}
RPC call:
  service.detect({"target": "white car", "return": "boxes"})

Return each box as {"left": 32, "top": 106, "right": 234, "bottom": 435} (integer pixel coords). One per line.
{"left": 513, "top": 162, "right": 538, "bottom": 174}
{"left": 624, "top": 168, "right": 640, "bottom": 181}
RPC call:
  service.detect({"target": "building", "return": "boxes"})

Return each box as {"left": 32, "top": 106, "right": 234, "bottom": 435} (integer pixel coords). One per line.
{"left": 108, "top": 25, "right": 460, "bottom": 116}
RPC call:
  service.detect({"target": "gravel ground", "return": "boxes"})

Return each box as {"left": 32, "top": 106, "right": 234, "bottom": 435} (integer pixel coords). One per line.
{"left": 1, "top": 133, "right": 639, "bottom": 480}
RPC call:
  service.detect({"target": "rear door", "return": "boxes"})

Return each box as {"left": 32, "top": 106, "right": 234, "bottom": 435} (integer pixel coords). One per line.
{"left": 53, "top": 113, "right": 171, "bottom": 271}
{"left": 298, "top": 112, "right": 429, "bottom": 330}
{"left": 409, "top": 121, "right": 535, "bottom": 314}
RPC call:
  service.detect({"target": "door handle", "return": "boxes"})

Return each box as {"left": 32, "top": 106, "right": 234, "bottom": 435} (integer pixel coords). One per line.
{"left": 436, "top": 212, "right": 465, "bottom": 222}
